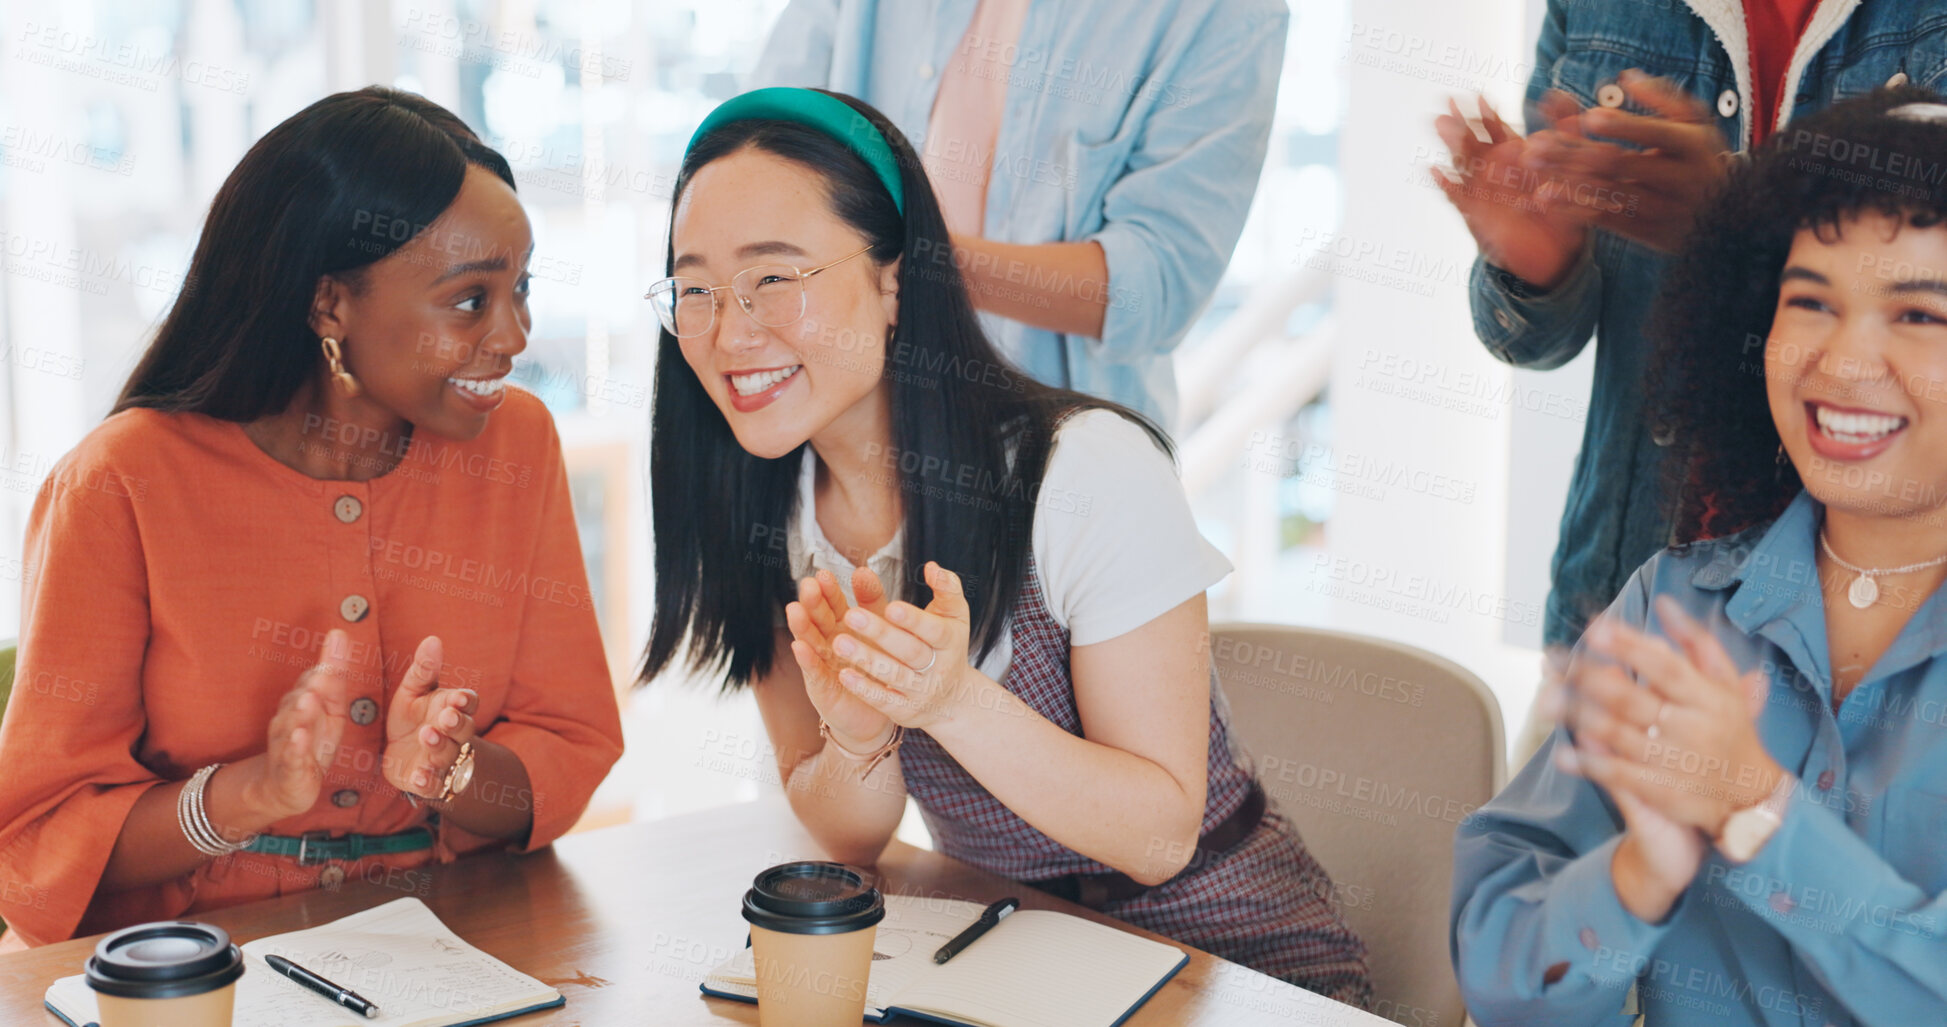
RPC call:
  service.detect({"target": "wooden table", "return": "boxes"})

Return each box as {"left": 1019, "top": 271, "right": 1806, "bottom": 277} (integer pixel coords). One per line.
{"left": 3, "top": 799, "right": 1389, "bottom": 1025}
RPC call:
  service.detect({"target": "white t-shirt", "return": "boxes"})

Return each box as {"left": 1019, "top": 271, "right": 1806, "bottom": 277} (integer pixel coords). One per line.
{"left": 785, "top": 409, "right": 1232, "bottom": 681}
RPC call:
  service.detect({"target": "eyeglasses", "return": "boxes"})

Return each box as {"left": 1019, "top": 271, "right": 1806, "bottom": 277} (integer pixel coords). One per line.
{"left": 645, "top": 244, "right": 875, "bottom": 338}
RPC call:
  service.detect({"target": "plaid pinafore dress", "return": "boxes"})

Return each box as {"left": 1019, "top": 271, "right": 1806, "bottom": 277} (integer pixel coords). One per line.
{"left": 897, "top": 559, "right": 1373, "bottom": 1007}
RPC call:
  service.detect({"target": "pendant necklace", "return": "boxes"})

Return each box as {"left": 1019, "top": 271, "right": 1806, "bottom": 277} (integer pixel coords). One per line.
{"left": 1817, "top": 530, "right": 1947, "bottom": 609}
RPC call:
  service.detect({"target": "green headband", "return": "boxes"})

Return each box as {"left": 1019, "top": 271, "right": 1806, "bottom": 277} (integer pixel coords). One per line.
{"left": 685, "top": 87, "right": 906, "bottom": 215}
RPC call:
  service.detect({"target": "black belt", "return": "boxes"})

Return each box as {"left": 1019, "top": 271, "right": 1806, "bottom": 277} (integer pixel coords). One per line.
{"left": 1034, "top": 780, "right": 1267, "bottom": 910}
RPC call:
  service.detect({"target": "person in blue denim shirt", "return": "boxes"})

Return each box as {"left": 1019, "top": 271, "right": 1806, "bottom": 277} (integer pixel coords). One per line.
{"left": 1434, "top": 0, "right": 1947, "bottom": 758}
{"left": 752, "top": 0, "right": 1286, "bottom": 431}
{"left": 1453, "top": 90, "right": 1947, "bottom": 1027}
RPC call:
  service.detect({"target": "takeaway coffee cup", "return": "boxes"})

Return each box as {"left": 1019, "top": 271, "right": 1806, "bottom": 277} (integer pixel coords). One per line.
{"left": 741, "top": 861, "right": 885, "bottom": 1027}
{"left": 85, "top": 921, "right": 244, "bottom": 1027}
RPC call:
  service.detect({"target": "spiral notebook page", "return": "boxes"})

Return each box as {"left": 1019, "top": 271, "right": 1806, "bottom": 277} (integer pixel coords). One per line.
{"left": 889, "top": 910, "right": 1187, "bottom": 1027}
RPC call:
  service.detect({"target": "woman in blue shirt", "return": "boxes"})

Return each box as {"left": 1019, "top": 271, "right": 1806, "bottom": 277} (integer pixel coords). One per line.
{"left": 1452, "top": 88, "right": 1947, "bottom": 1027}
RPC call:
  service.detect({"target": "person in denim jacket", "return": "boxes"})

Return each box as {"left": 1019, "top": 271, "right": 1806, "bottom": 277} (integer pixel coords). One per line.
{"left": 1434, "top": 0, "right": 1947, "bottom": 757}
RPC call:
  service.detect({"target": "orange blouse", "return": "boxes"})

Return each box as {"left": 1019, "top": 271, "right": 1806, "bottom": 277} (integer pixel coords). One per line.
{"left": 0, "top": 387, "right": 623, "bottom": 948}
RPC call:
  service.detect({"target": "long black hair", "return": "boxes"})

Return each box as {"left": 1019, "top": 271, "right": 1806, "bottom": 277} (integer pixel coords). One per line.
{"left": 641, "top": 90, "right": 1166, "bottom": 690}
{"left": 1650, "top": 85, "right": 1947, "bottom": 543}
{"left": 114, "top": 86, "right": 515, "bottom": 419}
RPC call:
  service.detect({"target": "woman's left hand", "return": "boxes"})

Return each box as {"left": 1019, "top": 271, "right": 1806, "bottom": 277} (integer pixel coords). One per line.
{"left": 382, "top": 635, "right": 479, "bottom": 799}
{"left": 830, "top": 562, "right": 975, "bottom": 731}
{"left": 1561, "top": 596, "right": 1785, "bottom": 837}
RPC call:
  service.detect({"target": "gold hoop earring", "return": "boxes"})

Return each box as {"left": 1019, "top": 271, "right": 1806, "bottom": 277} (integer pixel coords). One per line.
{"left": 320, "top": 336, "right": 361, "bottom": 397}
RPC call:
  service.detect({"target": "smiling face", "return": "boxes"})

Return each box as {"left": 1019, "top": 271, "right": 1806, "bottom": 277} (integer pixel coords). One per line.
{"left": 312, "top": 164, "right": 533, "bottom": 441}
{"left": 1766, "top": 210, "right": 1947, "bottom": 521}
{"left": 669, "top": 146, "right": 900, "bottom": 460}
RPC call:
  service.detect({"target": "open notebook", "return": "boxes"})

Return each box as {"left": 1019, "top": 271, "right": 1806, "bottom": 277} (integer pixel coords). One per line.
{"left": 701, "top": 894, "right": 1188, "bottom": 1027}
{"left": 45, "top": 898, "right": 564, "bottom": 1027}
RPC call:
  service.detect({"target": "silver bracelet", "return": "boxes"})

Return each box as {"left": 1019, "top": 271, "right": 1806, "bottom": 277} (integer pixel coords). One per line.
{"left": 178, "top": 765, "right": 230, "bottom": 856}
{"left": 194, "top": 764, "right": 258, "bottom": 854}
{"left": 177, "top": 763, "right": 256, "bottom": 857}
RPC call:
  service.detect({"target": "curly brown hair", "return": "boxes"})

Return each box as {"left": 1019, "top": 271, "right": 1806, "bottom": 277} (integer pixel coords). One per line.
{"left": 1650, "top": 85, "right": 1947, "bottom": 544}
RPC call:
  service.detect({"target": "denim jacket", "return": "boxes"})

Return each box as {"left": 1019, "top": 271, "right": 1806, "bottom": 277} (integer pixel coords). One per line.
{"left": 1472, "top": 0, "right": 1947, "bottom": 647}
{"left": 753, "top": 0, "right": 1288, "bottom": 431}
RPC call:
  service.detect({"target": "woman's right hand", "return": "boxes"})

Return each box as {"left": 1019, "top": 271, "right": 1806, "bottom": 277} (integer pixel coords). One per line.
{"left": 1545, "top": 639, "right": 1711, "bottom": 924}
{"left": 248, "top": 629, "right": 356, "bottom": 821}
{"left": 1557, "top": 738, "right": 1706, "bottom": 924}
{"left": 785, "top": 568, "right": 896, "bottom": 751}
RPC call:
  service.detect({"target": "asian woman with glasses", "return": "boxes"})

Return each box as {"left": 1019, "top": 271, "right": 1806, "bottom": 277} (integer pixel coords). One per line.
{"left": 636, "top": 86, "right": 1372, "bottom": 1004}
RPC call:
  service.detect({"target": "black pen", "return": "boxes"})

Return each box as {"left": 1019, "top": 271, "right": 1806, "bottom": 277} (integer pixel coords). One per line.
{"left": 265, "top": 954, "right": 381, "bottom": 1019}
{"left": 934, "top": 897, "right": 1019, "bottom": 964}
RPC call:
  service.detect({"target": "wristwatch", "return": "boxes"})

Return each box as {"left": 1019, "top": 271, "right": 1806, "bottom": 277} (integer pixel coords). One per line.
{"left": 1715, "top": 772, "right": 1794, "bottom": 863}
{"left": 432, "top": 741, "right": 477, "bottom": 804}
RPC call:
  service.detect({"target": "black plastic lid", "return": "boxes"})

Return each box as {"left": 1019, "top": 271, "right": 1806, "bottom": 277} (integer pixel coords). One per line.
{"left": 85, "top": 922, "right": 244, "bottom": 999}
{"left": 741, "top": 861, "right": 885, "bottom": 935}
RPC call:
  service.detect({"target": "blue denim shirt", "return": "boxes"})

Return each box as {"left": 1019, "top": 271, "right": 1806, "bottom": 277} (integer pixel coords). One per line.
{"left": 752, "top": 0, "right": 1287, "bottom": 431}
{"left": 1453, "top": 492, "right": 1947, "bottom": 1027}
{"left": 1473, "top": 0, "right": 1947, "bottom": 646}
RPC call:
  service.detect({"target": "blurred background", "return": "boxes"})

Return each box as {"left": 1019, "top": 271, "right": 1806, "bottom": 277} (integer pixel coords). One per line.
{"left": 0, "top": 0, "right": 1577, "bottom": 835}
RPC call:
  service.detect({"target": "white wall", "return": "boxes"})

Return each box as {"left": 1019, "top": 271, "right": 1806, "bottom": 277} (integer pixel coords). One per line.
{"left": 1326, "top": 0, "right": 1548, "bottom": 731}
